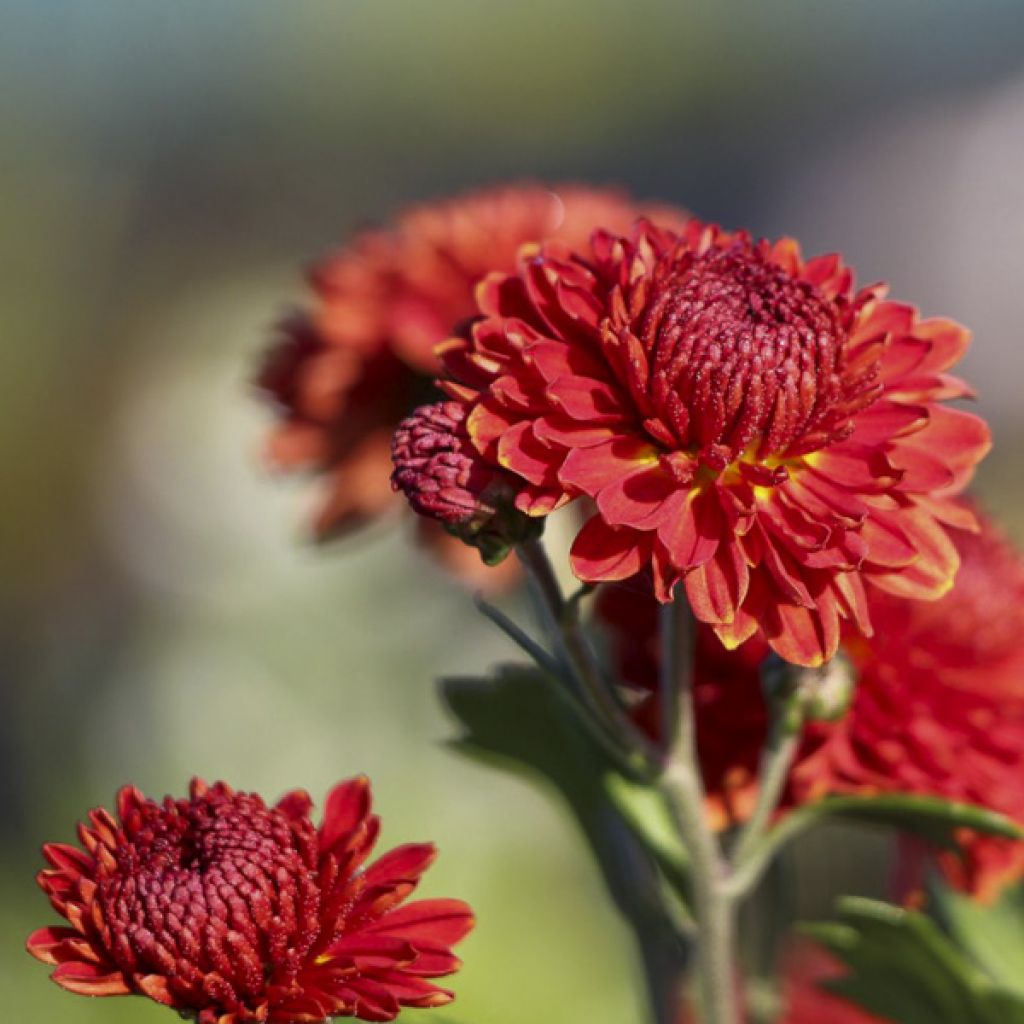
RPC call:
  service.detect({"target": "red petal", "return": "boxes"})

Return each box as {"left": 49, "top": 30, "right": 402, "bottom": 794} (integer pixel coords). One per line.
{"left": 498, "top": 421, "right": 559, "bottom": 486}
{"left": 914, "top": 317, "right": 971, "bottom": 373}
{"left": 657, "top": 488, "right": 722, "bottom": 571}
{"left": 558, "top": 436, "right": 658, "bottom": 498}
{"left": 466, "top": 398, "right": 517, "bottom": 457}
{"left": 868, "top": 508, "right": 959, "bottom": 599}
{"left": 364, "top": 898, "right": 475, "bottom": 947}
{"left": 893, "top": 406, "right": 991, "bottom": 493}
{"left": 42, "top": 843, "right": 94, "bottom": 880}
{"left": 137, "top": 974, "right": 175, "bottom": 1005}
{"left": 860, "top": 512, "right": 919, "bottom": 569}
{"left": 570, "top": 517, "right": 653, "bottom": 583}
{"left": 276, "top": 789, "right": 314, "bottom": 821}
{"left": 320, "top": 776, "right": 373, "bottom": 853}
{"left": 547, "top": 375, "right": 628, "bottom": 423}
{"left": 809, "top": 445, "right": 900, "bottom": 492}
{"left": 526, "top": 340, "right": 606, "bottom": 385}
{"left": 51, "top": 961, "right": 130, "bottom": 996}
{"left": 361, "top": 844, "right": 437, "bottom": 890}
{"left": 764, "top": 601, "right": 832, "bottom": 668}
{"left": 533, "top": 414, "right": 616, "bottom": 449}
{"left": 26, "top": 927, "right": 88, "bottom": 966}
{"left": 596, "top": 465, "right": 677, "bottom": 529}
{"left": 848, "top": 401, "right": 928, "bottom": 445}
{"left": 368, "top": 971, "right": 454, "bottom": 1007}
{"left": 683, "top": 540, "right": 750, "bottom": 625}
{"left": 476, "top": 271, "right": 533, "bottom": 320}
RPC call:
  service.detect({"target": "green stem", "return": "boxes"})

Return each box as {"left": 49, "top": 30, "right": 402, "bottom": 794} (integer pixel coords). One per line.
{"left": 730, "top": 713, "right": 801, "bottom": 870}
{"left": 660, "top": 596, "right": 739, "bottom": 1024}
{"left": 516, "top": 539, "right": 659, "bottom": 777}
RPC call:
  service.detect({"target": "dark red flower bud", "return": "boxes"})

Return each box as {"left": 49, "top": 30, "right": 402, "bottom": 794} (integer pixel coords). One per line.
{"left": 392, "top": 401, "right": 540, "bottom": 564}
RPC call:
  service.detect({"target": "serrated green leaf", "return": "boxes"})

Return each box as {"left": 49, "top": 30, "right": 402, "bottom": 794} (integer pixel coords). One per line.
{"left": 803, "top": 896, "right": 1024, "bottom": 1024}
{"left": 934, "top": 880, "right": 1024, "bottom": 997}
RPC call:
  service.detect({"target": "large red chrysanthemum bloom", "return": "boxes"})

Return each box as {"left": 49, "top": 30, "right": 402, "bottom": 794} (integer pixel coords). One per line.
{"left": 257, "top": 183, "right": 686, "bottom": 587}
{"left": 27, "top": 777, "right": 473, "bottom": 1023}
{"left": 793, "top": 517, "right": 1024, "bottom": 899}
{"left": 442, "top": 218, "right": 990, "bottom": 664}
{"left": 598, "top": 515, "right": 1024, "bottom": 898}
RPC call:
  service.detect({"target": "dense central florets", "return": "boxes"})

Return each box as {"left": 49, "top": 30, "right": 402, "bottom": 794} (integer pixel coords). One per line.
{"left": 637, "top": 242, "right": 847, "bottom": 466}
{"left": 100, "top": 786, "right": 321, "bottom": 1008}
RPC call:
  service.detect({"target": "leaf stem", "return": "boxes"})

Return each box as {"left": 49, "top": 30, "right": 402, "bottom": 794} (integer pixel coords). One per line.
{"left": 730, "top": 693, "right": 803, "bottom": 872}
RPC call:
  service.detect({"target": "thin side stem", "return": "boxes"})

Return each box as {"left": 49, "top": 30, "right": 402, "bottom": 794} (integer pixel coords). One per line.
{"left": 730, "top": 715, "right": 801, "bottom": 871}
{"left": 729, "top": 660, "right": 818, "bottom": 896}
{"left": 516, "top": 539, "right": 660, "bottom": 776}
{"left": 660, "top": 595, "right": 739, "bottom": 1024}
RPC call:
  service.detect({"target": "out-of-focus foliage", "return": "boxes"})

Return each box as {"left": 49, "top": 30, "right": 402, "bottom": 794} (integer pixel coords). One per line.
{"left": 3, "top": 2, "right": 1024, "bottom": 1022}
{"left": 936, "top": 881, "right": 1024, "bottom": 998}
{"left": 804, "top": 897, "right": 1024, "bottom": 1024}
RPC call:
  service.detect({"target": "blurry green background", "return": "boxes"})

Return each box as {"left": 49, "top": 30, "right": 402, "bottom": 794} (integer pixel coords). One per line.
{"left": 4, "top": 2, "right": 1024, "bottom": 1021}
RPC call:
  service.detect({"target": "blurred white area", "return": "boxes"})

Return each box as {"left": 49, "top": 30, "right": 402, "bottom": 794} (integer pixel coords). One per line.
{"left": 773, "top": 71, "right": 1024, "bottom": 434}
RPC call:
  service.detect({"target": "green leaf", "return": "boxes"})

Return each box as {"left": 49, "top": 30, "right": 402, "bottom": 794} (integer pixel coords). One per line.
{"left": 804, "top": 793, "right": 1024, "bottom": 847}
{"left": 441, "top": 663, "right": 613, "bottom": 791}
{"left": 733, "top": 793, "right": 1024, "bottom": 900}
{"left": 802, "top": 896, "right": 1024, "bottom": 1024}
{"left": 935, "top": 880, "right": 1024, "bottom": 997}
{"left": 441, "top": 665, "right": 693, "bottom": 955}
{"left": 604, "top": 773, "right": 690, "bottom": 895}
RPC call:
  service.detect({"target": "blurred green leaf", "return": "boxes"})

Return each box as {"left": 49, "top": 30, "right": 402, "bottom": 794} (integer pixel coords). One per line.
{"left": 804, "top": 794, "right": 1024, "bottom": 846}
{"left": 803, "top": 897, "right": 1024, "bottom": 1024}
{"left": 735, "top": 793, "right": 1023, "bottom": 898}
{"left": 441, "top": 663, "right": 613, "bottom": 792}
{"left": 604, "top": 773, "right": 690, "bottom": 895}
{"left": 441, "top": 665, "right": 691, "bottom": 1002}
{"left": 935, "top": 880, "right": 1024, "bottom": 997}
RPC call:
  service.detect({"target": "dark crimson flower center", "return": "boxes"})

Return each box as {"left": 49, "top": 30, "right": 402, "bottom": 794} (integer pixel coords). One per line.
{"left": 638, "top": 242, "right": 847, "bottom": 466}
{"left": 100, "top": 790, "right": 321, "bottom": 1007}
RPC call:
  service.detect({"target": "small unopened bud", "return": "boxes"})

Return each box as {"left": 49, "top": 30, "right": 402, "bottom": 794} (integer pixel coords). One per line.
{"left": 761, "top": 652, "right": 856, "bottom": 731}
{"left": 391, "top": 401, "right": 540, "bottom": 564}
{"left": 799, "top": 653, "right": 856, "bottom": 723}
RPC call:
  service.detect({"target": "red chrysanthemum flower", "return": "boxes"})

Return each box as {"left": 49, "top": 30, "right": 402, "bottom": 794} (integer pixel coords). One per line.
{"left": 442, "top": 218, "right": 990, "bottom": 664}
{"left": 598, "top": 514, "right": 1024, "bottom": 898}
{"left": 27, "top": 777, "right": 473, "bottom": 1023}
{"left": 257, "top": 183, "right": 687, "bottom": 587}
{"left": 793, "top": 516, "right": 1024, "bottom": 899}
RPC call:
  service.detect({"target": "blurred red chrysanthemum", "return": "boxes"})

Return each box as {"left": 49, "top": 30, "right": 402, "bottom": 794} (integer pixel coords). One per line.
{"left": 779, "top": 945, "right": 888, "bottom": 1023}
{"left": 442, "top": 218, "right": 990, "bottom": 664}
{"left": 793, "top": 515, "right": 1024, "bottom": 899}
{"left": 598, "top": 514, "right": 1024, "bottom": 898}
{"left": 678, "top": 945, "right": 888, "bottom": 1023}
{"left": 27, "top": 777, "right": 473, "bottom": 1023}
{"left": 257, "top": 183, "right": 686, "bottom": 587}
